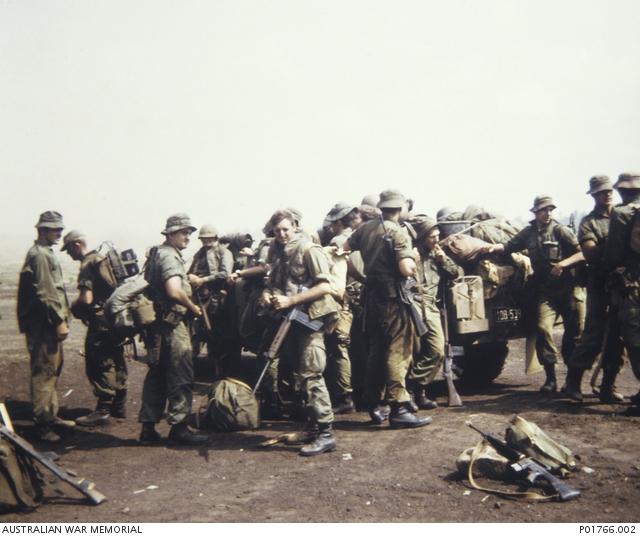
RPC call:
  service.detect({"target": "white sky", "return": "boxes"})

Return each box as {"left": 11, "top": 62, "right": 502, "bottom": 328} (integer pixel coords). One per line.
{"left": 1, "top": 1, "right": 639, "bottom": 263}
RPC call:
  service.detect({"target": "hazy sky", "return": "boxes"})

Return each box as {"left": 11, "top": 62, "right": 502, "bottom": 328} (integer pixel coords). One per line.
{"left": 2, "top": 1, "right": 639, "bottom": 262}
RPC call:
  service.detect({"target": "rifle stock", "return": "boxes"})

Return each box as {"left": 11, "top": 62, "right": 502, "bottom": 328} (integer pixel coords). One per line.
{"left": 440, "top": 294, "right": 462, "bottom": 407}
{"left": 0, "top": 423, "right": 107, "bottom": 505}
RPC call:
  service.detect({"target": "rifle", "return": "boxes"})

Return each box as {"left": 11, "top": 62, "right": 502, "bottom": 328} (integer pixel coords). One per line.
{"left": 440, "top": 288, "right": 462, "bottom": 407}
{"left": 252, "top": 303, "right": 323, "bottom": 395}
{"left": 0, "top": 422, "right": 107, "bottom": 505}
{"left": 466, "top": 422, "right": 580, "bottom": 502}
{"left": 196, "top": 292, "right": 221, "bottom": 379}
{"left": 379, "top": 216, "right": 428, "bottom": 337}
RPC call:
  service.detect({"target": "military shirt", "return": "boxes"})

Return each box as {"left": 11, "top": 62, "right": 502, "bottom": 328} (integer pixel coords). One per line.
{"left": 503, "top": 219, "right": 580, "bottom": 287}
{"left": 347, "top": 219, "right": 414, "bottom": 286}
{"left": 78, "top": 251, "right": 115, "bottom": 304}
{"left": 145, "top": 243, "right": 191, "bottom": 316}
{"left": 17, "top": 242, "right": 69, "bottom": 332}
{"left": 577, "top": 207, "right": 610, "bottom": 279}
{"left": 188, "top": 244, "right": 233, "bottom": 285}
{"left": 415, "top": 247, "right": 463, "bottom": 301}
{"left": 604, "top": 195, "right": 640, "bottom": 273}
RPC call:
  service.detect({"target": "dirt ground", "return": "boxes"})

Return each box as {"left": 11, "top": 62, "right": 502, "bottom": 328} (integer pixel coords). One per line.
{"left": 1, "top": 281, "right": 639, "bottom": 524}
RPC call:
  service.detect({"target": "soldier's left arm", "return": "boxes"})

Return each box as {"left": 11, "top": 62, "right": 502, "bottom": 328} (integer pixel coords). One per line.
{"left": 550, "top": 226, "right": 585, "bottom": 276}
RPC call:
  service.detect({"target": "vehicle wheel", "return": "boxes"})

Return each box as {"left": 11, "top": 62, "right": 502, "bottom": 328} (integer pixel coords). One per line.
{"left": 454, "top": 342, "right": 509, "bottom": 387}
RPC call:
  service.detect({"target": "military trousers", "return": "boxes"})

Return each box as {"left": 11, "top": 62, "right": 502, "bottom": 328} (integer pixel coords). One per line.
{"left": 569, "top": 281, "right": 623, "bottom": 377}
{"left": 279, "top": 324, "right": 334, "bottom": 425}
{"left": 26, "top": 322, "right": 63, "bottom": 425}
{"left": 364, "top": 293, "right": 414, "bottom": 405}
{"left": 407, "top": 299, "right": 445, "bottom": 386}
{"left": 85, "top": 327, "right": 127, "bottom": 405}
{"left": 609, "top": 288, "right": 640, "bottom": 381}
{"left": 325, "top": 308, "right": 354, "bottom": 398}
{"left": 535, "top": 286, "right": 585, "bottom": 366}
{"left": 139, "top": 320, "right": 194, "bottom": 425}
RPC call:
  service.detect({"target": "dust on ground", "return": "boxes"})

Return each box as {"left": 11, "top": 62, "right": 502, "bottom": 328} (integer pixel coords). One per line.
{"left": 0, "top": 281, "right": 639, "bottom": 523}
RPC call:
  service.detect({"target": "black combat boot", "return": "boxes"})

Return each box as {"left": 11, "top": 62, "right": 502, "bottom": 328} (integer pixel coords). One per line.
{"left": 77, "top": 399, "right": 111, "bottom": 427}
{"left": 599, "top": 369, "right": 625, "bottom": 403}
{"left": 389, "top": 403, "right": 432, "bottom": 429}
{"left": 299, "top": 423, "right": 336, "bottom": 457}
{"left": 540, "top": 364, "right": 557, "bottom": 393}
{"left": 168, "top": 422, "right": 210, "bottom": 446}
{"left": 111, "top": 390, "right": 127, "bottom": 418}
{"left": 36, "top": 424, "right": 61, "bottom": 443}
{"left": 413, "top": 385, "right": 438, "bottom": 410}
{"left": 368, "top": 402, "right": 391, "bottom": 424}
{"left": 332, "top": 394, "right": 356, "bottom": 414}
{"left": 139, "top": 422, "right": 161, "bottom": 444}
{"left": 563, "top": 367, "right": 585, "bottom": 402}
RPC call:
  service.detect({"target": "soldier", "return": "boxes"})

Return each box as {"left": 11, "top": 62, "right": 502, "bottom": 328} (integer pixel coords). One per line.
{"left": 17, "top": 211, "right": 74, "bottom": 442}
{"left": 564, "top": 176, "right": 623, "bottom": 402}
{"left": 323, "top": 203, "right": 361, "bottom": 413}
{"left": 138, "top": 214, "right": 208, "bottom": 445}
{"left": 62, "top": 230, "right": 128, "bottom": 425}
{"left": 264, "top": 209, "right": 339, "bottom": 455}
{"left": 187, "top": 224, "right": 235, "bottom": 376}
{"left": 603, "top": 173, "right": 640, "bottom": 416}
{"left": 488, "top": 196, "right": 586, "bottom": 392}
{"left": 407, "top": 216, "right": 463, "bottom": 409}
{"left": 344, "top": 190, "right": 432, "bottom": 428}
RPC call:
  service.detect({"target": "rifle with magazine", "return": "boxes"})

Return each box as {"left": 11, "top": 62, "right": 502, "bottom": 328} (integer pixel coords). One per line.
{"left": 252, "top": 294, "right": 323, "bottom": 395}
{"left": 466, "top": 422, "right": 580, "bottom": 502}
{"left": 440, "top": 285, "right": 462, "bottom": 407}
{"left": 379, "top": 216, "right": 428, "bottom": 337}
{"left": 0, "top": 407, "right": 106, "bottom": 506}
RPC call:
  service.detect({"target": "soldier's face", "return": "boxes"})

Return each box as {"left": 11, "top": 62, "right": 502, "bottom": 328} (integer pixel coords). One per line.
{"left": 41, "top": 228, "right": 63, "bottom": 246}
{"left": 200, "top": 237, "right": 216, "bottom": 249}
{"left": 168, "top": 229, "right": 192, "bottom": 250}
{"left": 274, "top": 218, "right": 295, "bottom": 245}
{"left": 534, "top": 207, "right": 553, "bottom": 225}
{"left": 65, "top": 242, "right": 83, "bottom": 261}
{"left": 424, "top": 229, "right": 440, "bottom": 250}
{"left": 593, "top": 190, "right": 613, "bottom": 208}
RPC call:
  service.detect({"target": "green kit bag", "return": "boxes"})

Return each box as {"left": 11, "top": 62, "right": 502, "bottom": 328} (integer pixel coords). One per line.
{"left": 199, "top": 378, "right": 260, "bottom": 432}
{"left": 0, "top": 438, "right": 43, "bottom": 513}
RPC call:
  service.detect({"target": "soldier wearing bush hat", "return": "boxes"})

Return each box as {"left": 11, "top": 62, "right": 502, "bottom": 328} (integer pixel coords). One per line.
{"left": 489, "top": 196, "right": 585, "bottom": 393}
{"left": 603, "top": 172, "right": 640, "bottom": 416}
{"left": 139, "top": 213, "right": 208, "bottom": 445}
{"left": 344, "top": 190, "right": 432, "bottom": 429}
{"left": 63, "top": 230, "right": 129, "bottom": 426}
{"left": 565, "top": 175, "right": 621, "bottom": 403}
{"left": 18, "top": 211, "right": 72, "bottom": 442}
{"left": 406, "top": 215, "right": 462, "bottom": 409}
{"left": 188, "top": 223, "right": 234, "bottom": 376}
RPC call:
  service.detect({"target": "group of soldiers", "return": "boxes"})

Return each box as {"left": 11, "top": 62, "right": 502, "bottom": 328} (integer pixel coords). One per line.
{"left": 16, "top": 172, "right": 640, "bottom": 456}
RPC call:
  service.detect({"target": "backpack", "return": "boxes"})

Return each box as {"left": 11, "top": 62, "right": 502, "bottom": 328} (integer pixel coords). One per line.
{"left": 103, "top": 274, "right": 155, "bottom": 337}
{"left": 0, "top": 438, "right": 43, "bottom": 513}
{"left": 197, "top": 378, "right": 260, "bottom": 432}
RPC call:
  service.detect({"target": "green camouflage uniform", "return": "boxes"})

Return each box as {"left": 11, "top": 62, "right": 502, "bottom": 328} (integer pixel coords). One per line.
{"left": 408, "top": 247, "right": 463, "bottom": 386}
{"left": 77, "top": 251, "right": 128, "bottom": 407}
{"left": 267, "top": 233, "right": 338, "bottom": 425}
{"left": 603, "top": 195, "right": 640, "bottom": 382}
{"left": 347, "top": 219, "right": 416, "bottom": 405}
{"left": 504, "top": 219, "right": 585, "bottom": 366}
{"left": 568, "top": 209, "right": 621, "bottom": 375}
{"left": 139, "top": 244, "right": 194, "bottom": 425}
{"left": 17, "top": 243, "right": 70, "bottom": 425}
{"left": 188, "top": 244, "right": 235, "bottom": 370}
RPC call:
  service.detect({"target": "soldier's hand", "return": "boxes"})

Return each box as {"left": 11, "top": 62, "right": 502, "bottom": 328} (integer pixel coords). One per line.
{"left": 189, "top": 274, "right": 205, "bottom": 289}
{"left": 56, "top": 321, "right": 69, "bottom": 341}
{"left": 433, "top": 244, "right": 446, "bottom": 260}
{"left": 227, "top": 271, "right": 241, "bottom": 284}
{"left": 271, "top": 294, "right": 293, "bottom": 311}
{"left": 192, "top": 305, "right": 202, "bottom": 317}
{"left": 550, "top": 263, "right": 564, "bottom": 278}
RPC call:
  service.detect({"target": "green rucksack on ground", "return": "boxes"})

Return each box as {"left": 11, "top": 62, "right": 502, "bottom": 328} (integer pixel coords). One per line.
{"left": 199, "top": 378, "right": 260, "bottom": 432}
{"left": 0, "top": 438, "right": 43, "bottom": 513}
